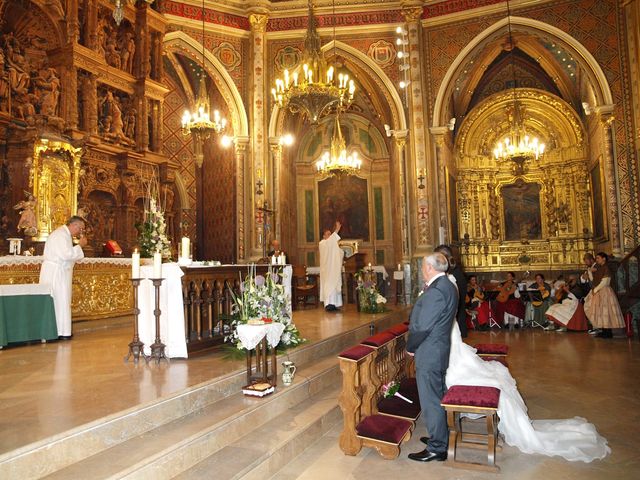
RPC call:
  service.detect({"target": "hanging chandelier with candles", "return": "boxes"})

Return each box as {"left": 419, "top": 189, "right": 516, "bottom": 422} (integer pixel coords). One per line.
{"left": 111, "top": 0, "right": 154, "bottom": 26}
{"left": 492, "top": 0, "right": 545, "bottom": 171}
{"left": 272, "top": 0, "right": 355, "bottom": 123}
{"left": 315, "top": 112, "right": 361, "bottom": 177}
{"left": 181, "top": 0, "right": 228, "bottom": 143}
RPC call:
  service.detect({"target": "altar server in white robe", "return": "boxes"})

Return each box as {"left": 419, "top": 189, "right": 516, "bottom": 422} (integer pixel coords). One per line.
{"left": 319, "top": 221, "right": 343, "bottom": 311}
{"left": 39, "top": 216, "right": 86, "bottom": 338}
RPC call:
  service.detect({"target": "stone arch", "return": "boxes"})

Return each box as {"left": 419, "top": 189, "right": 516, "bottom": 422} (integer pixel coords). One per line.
{"left": 432, "top": 16, "right": 614, "bottom": 128}
{"left": 163, "top": 31, "right": 248, "bottom": 138}
{"left": 268, "top": 39, "right": 407, "bottom": 138}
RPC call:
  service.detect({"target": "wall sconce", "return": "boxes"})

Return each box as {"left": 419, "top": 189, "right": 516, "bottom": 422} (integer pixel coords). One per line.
{"left": 417, "top": 168, "right": 426, "bottom": 189}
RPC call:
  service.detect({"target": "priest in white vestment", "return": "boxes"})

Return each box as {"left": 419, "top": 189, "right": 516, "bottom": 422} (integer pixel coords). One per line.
{"left": 319, "top": 221, "right": 343, "bottom": 311}
{"left": 39, "top": 216, "right": 87, "bottom": 338}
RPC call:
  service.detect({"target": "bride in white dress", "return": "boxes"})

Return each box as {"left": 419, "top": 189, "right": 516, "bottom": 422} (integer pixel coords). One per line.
{"left": 445, "top": 320, "right": 610, "bottom": 462}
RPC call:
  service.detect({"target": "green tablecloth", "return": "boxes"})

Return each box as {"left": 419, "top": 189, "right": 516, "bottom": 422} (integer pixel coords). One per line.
{"left": 0, "top": 293, "right": 58, "bottom": 347}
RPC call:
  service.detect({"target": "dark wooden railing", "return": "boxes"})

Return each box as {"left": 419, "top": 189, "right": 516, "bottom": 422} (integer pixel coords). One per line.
{"left": 180, "top": 265, "right": 273, "bottom": 354}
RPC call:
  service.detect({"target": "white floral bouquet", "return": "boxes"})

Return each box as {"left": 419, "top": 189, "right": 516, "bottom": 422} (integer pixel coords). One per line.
{"left": 225, "top": 265, "right": 305, "bottom": 350}
{"left": 136, "top": 174, "right": 172, "bottom": 259}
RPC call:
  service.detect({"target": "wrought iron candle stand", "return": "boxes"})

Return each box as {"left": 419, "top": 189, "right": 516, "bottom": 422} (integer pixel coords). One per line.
{"left": 148, "top": 278, "right": 169, "bottom": 364}
{"left": 124, "top": 278, "right": 148, "bottom": 363}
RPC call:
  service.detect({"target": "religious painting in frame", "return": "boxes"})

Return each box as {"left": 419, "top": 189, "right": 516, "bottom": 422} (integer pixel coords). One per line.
{"left": 317, "top": 176, "right": 370, "bottom": 241}
{"left": 590, "top": 155, "right": 607, "bottom": 241}
{"left": 501, "top": 180, "right": 542, "bottom": 241}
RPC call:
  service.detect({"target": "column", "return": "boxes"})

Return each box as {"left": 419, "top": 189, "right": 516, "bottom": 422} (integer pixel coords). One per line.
{"left": 392, "top": 130, "right": 410, "bottom": 262}
{"left": 63, "top": 66, "right": 78, "bottom": 129}
{"left": 82, "top": 73, "right": 98, "bottom": 135}
{"left": 402, "top": 4, "right": 432, "bottom": 253}
{"left": 430, "top": 126, "right": 449, "bottom": 244}
{"left": 248, "top": 12, "right": 269, "bottom": 259}
{"left": 268, "top": 139, "right": 282, "bottom": 242}
{"left": 234, "top": 137, "right": 250, "bottom": 262}
{"left": 596, "top": 106, "right": 621, "bottom": 255}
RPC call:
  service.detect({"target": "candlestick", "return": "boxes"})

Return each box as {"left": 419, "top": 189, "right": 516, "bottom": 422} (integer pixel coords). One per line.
{"left": 148, "top": 278, "right": 168, "bottom": 364}
{"left": 132, "top": 249, "right": 140, "bottom": 279}
{"left": 124, "top": 278, "right": 147, "bottom": 364}
{"left": 153, "top": 250, "right": 162, "bottom": 278}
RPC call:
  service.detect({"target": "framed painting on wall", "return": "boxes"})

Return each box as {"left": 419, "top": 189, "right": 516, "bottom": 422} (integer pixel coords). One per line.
{"left": 590, "top": 156, "right": 607, "bottom": 241}
{"left": 501, "top": 180, "right": 542, "bottom": 241}
{"left": 318, "top": 176, "right": 370, "bottom": 241}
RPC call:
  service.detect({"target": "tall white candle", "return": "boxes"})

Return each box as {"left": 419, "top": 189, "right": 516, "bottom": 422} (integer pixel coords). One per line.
{"left": 398, "top": 263, "right": 401, "bottom": 271}
{"left": 181, "top": 237, "right": 190, "bottom": 259}
{"left": 132, "top": 249, "right": 141, "bottom": 278}
{"left": 153, "top": 250, "right": 162, "bottom": 278}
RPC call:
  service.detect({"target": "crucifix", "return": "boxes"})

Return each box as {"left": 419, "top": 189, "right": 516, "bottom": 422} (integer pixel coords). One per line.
{"left": 256, "top": 201, "right": 275, "bottom": 258}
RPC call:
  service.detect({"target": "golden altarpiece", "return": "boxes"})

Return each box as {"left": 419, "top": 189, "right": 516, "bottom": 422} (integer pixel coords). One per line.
{"left": 0, "top": 0, "right": 175, "bottom": 320}
{"left": 444, "top": 88, "right": 598, "bottom": 274}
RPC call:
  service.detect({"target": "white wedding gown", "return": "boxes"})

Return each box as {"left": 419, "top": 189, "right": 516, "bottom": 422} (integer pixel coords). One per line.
{"left": 445, "top": 322, "right": 610, "bottom": 462}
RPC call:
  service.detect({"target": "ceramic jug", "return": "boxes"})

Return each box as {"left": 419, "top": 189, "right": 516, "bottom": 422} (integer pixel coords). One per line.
{"left": 282, "top": 360, "right": 296, "bottom": 386}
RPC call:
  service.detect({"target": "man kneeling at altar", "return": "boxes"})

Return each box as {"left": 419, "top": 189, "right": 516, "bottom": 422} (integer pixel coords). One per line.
{"left": 545, "top": 277, "right": 589, "bottom": 332}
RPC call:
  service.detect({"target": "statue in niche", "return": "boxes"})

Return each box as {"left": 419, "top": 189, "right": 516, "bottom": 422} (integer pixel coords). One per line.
{"left": 3, "top": 33, "right": 31, "bottom": 96}
{"left": 105, "top": 30, "right": 121, "bottom": 69}
{"left": 0, "top": 49, "right": 9, "bottom": 112}
{"left": 99, "top": 90, "right": 127, "bottom": 141}
{"left": 120, "top": 32, "right": 135, "bottom": 74}
{"left": 33, "top": 66, "right": 61, "bottom": 116}
{"left": 13, "top": 192, "right": 37, "bottom": 236}
{"left": 124, "top": 108, "right": 136, "bottom": 139}
{"left": 95, "top": 16, "right": 107, "bottom": 57}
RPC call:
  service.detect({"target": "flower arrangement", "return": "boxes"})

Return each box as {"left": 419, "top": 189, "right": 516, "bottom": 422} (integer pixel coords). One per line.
{"left": 381, "top": 380, "right": 413, "bottom": 403}
{"left": 225, "top": 265, "right": 305, "bottom": 350}
{"left": 136, "top": 173, "right": 172, "bottom": 259}
{"left": 355, "top": 269, "right": 387, "bottom": 314}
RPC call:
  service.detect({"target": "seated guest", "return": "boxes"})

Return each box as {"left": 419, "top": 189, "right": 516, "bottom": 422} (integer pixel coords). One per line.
{"left": 465, "top": 275, "right": 489, "bottom": 329}
{"left": 529, "top": 273, "right": 554, "bottom": 329}
{"left": 584, "top": 252, "right": 625, "bottom": 338}
{"left": 545, "top": 277, "right": 588, "bottom": 331}
{"left": 494, "top": 272, "right": 525, "bottom": 328}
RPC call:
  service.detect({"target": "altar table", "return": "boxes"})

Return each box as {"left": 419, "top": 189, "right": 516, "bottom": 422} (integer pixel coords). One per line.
{"left": 0, "top": 283, "right": 58, "bottom": 347}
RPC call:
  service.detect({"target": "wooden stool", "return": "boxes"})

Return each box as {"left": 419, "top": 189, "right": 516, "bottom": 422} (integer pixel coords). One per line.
{"left": 441, "top": 385, "right": 501, "bottom": 473}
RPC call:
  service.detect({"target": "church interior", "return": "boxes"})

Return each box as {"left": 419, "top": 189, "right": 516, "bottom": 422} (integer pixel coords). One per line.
{"left": 0, "top": 0, "right": 639, "bottom": 478}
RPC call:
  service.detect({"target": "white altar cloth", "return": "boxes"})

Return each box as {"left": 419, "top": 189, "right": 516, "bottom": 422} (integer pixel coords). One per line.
{"left": 306, "top": 265, "right": 388, "bottom": 280}
{"left": 237, "top": 323, "right": 285, "bottom": 350}
{"left": 138, "top": 263, "right": 188, "bottom": 358}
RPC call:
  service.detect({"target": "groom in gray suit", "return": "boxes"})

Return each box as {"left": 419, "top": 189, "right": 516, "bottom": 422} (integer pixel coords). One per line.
{"left": 406, "top": 252, "right": 459, "bottom": 462}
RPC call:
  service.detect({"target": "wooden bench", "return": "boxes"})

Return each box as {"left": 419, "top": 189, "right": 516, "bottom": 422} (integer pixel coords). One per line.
{"left": 441, "top": 385, "right": 501, "bottom": 472}
{"left": 337, "top": 323, "right": 419, "bottom": 459}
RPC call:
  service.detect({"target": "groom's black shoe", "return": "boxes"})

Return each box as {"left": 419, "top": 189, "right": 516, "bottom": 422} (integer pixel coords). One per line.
{"left": 419, "top": 436, "right": 430, "bottom": 445}
{"left": 408, "top": 449, "right": 447, "bottom": 462}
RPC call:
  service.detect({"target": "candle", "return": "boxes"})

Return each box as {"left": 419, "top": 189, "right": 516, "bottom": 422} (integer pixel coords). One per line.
{"left": 271, "top": 255, "right": 277, "bottom": 265}
{"left": 368, "top": 262, "right": 372, "bottom": 269}
{"left": 398, "top": 263, "right": 401, "bottom": 271}
{"left": 132, "top": 249, "right": 141, "bottom": 278}
{"left": 153, "top": 250, "right": 162, "bottom": 278}
{"left": 181, "top": 237, "right": 190, "bottom": 259}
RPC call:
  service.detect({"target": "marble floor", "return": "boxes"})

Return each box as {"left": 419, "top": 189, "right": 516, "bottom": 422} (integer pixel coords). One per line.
{"left": 0, "top": 303, "right": 402, "bottom": 454}
{"left": 2, "top": 308, "right": 639, "bottom": 480}
{"left": 276, "top": 328, "right": 640, "bottom": 480}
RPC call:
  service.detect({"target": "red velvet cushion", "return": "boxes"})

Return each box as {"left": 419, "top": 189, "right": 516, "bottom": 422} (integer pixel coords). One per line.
{"left": 403, "top": 321, "right": 410, "bottom": 325}
{"left": 338, "top": 345, "right": 374, "bottom": 361}
{"left": 399, "top": 377, "right": 419, "bottom": 403}
{"left": 441, "top": 385, "right": 500, "bottom": 409}
{"left": 378, "top": 395, "right": 421, "bottom": 420}
{"left": 481, "top": 356, "right": 509, "bottom": 368}
{"left": 361, "top": 331, "right": 396, "bottom": 348}
{"left": 356, "top": 414, "right": 413, "bottom": 444}
{"left": 385, "top": 323, "right": 409, "bottom": 337}
{"left": 474, "top": 343, "right": 508, "bottom": 355}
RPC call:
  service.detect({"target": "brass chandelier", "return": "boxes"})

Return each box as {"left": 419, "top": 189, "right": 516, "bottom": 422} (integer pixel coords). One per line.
{"left": 181, "top": 0, "right": 227, "bottom": 143}
{"left": 315, "top": 111, "right": 361, "bottom": 177}
{"left": 493, "top": 0, "right": 545, "bottom": 169}
{"left": 272, "top": 0, "right": 355, "bottom": 123}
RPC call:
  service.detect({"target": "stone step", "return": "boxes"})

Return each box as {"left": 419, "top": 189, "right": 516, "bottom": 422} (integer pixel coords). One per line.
{"left": 173, "top": 387, "right": 341, "bottom": 480}
{"left": 0, "top": 309, "right": 405, "bottom": 479}
{"left": 41, "top": 354, "right": 339, "bottom": 480}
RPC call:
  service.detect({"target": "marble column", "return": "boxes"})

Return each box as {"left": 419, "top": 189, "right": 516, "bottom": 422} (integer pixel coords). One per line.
{"left": 596, "top": 105, "right": 621, "bottom": 256}
{"left": 248, "top": 12, "right": 269, "bottom": 259}
{"left": 392, "top": 130, "right": 410, "bottom": 262}
{"left": 234, "top": 136, "right": 250, "bottom": 262}
{"left": 402, "top": 5, "right": 432, "bottom": 253}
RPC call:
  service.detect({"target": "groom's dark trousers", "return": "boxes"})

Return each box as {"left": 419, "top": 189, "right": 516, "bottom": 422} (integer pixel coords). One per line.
{"left": 407, "top": 274, "right": 458, "bottom": 454}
